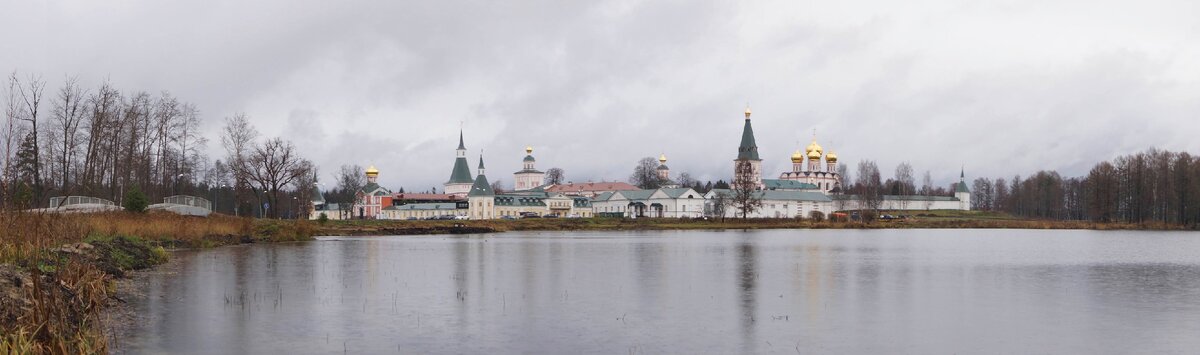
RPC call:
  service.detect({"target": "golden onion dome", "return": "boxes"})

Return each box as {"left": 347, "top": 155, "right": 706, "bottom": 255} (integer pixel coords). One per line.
{"left": 826, "top": 151, "right": 838, "bottom": 162}
{"left": 525, "top": 146, "right": 533, "bottom": 154}
{"left": 807, "top": 149, "right": 822, "bottom": 160}
{"left": 366, "top": 165, "right": 379, "bottom": 175}
{"left": 790, "top": 150, "right": 804, "bottom": 163}
{"left": 805, "top": 140, "right": 823, "bottom": 156}
{"left": 659, "top": 154, "right": 668, "bottom": 163}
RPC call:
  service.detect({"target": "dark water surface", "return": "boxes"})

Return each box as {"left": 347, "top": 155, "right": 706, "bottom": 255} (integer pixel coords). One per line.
{"left": 113, "top": 229, "right": 1200, "bottom": 354}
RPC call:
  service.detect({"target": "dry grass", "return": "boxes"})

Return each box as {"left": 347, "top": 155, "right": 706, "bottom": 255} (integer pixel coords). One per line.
{"left": 0, "top": 210, "right": 275, "bottom": 354}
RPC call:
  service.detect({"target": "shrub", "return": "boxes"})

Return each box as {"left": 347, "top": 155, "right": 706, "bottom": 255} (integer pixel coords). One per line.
{"left": 317, "top": 212, "right": 329, "bottom": 225}
{"left": 123, "top": 186, "right": 149, "bottom": 213}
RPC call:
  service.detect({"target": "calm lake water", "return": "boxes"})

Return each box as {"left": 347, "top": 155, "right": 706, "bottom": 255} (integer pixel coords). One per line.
{"left": 112, "top": 229, "right": 1200, "bottom": 354}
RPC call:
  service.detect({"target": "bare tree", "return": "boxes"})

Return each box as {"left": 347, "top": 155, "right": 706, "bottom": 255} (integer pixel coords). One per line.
{"left": 544, "top": 167, "right": 565, "bottom": 185}
{"left": 16, "top": 74, "right": 46, "bottom": 203}
{"left": 731, "top": 160, "right": 763, "bottom": 219}
{"left": 920, "top": 170, "right": 934, "bottom": 210}
{"left": 334, "top": 164, "right": 365, "bottom": 219}
{"left": 1, "top": 73, "right": 21, "bottom": 205}
{"left": 490, "top": 179, "right": 505, "bottom": 194}
{"left": 50, "top": 76, "right": 87, "bottom": 195}
{"left": 709, "top": 190, "right": 732, "bottom": 222}
{"left": 837, "top": 163, "right": 849, "bottom": 190}
{"left": 246, "top": 137, "right": 311, "bottom": 219}
{"left": 855, "top": 160, "right": 882, "bottom": 220}
{"left": 294, "top": 167, "right": 318, "bottom": 219}
{"left": 629, "top": 157, "right": 661, "bottom": 189}
{"left": 895, "top": 162, "right": 914, "bottom": 210}
{"left": 220, "top": 113, "right": 259, "bottom": 216}
{"left": 675, "top": 172, "right": 696, "bottom": 189}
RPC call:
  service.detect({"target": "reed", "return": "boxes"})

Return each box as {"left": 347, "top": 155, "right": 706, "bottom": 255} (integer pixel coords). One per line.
{"left": 0, "top": 210, "right": 270, "bottom": 354}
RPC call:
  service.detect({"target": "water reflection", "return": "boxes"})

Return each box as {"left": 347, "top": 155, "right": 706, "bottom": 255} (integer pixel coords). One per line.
{"left": 113, "top": 230, "right": 1200, "bottom": 354}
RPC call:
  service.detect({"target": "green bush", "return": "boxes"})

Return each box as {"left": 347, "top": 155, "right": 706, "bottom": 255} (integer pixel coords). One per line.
{"left": 317, "top": 212, "right": 329, "bottom": 225}
{"left": 123, "top": 186, "right": 148, "bottom": 213}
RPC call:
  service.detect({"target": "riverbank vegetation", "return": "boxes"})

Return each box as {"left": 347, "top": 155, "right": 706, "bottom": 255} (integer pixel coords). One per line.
{"left": 0, "top": 211, "right": 311, "bottom": 353}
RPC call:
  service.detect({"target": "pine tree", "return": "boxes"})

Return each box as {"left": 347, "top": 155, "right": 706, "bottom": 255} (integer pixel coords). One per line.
{"left": 124, "top": 185, "right": 148, "bottom": 213}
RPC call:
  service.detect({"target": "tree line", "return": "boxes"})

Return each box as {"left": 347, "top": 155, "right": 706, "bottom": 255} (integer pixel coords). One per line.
{"left": 968, "top": 149, "right": 1200, "bottom": 226}
{"left": 1, "top": 72, "right": 315, "bottom": 218}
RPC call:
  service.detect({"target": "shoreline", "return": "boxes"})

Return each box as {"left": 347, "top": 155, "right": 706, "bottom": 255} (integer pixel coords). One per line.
{"left": 311, "top": 217, "right": 1196, "bottom": 237}
{"left": 2, "top": 212, "right": 1194, "bottom": 352}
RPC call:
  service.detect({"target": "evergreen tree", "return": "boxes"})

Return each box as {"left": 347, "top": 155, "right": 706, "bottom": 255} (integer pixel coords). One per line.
{"left": 124, "top": 185, "right": 149, "bottom": 213}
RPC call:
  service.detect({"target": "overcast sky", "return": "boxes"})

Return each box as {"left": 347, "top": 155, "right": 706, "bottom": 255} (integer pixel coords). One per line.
{"left": 3, "top": 0, "right": 1199, "bottom": 191}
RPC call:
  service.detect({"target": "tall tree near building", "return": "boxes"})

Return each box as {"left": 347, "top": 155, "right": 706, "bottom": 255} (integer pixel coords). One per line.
{"left": 334, "top": 164, "right": 365, "bottom": 218}
{"left": 971, "top": 177, "right": 993, "bottom": 211}
{"left": 920, "top": 170, "right": 934, "bottom": 210}
{"left": 246, "top": 137, "right": 312, "bottom": 219}
{"left": 675, "top": 172, "right": 696, "bottom": 189}
{"left": 629, "top": 157, "right": 661, "bottom": 189}
{"left": 544, "top": 167, "right": 565, "bottom": 185}
{"left": 731, "top": 160, "right": 762, "bottom": 219}
{"left": 855, "top": 160, "right": 882, "bottom": 220}
{"left": 894, "top": 162, "right": 914, "bottom": 209}
{"left": 709, "top": 190, "right": 732, "bottom": 222}
{"left": 837, "top": 163, "right": 850, "bottom": 189}
{"left": 491, "top": 179, "right": 505, "bottom": 194}
{"left": 50, "top": 76, "right": 86, "bottom": 195}
{"left": 220, "top": 114, "right": 259, "bottom": 216}
{"left": 294, "top": 169, "right": 318, "bottom": 219}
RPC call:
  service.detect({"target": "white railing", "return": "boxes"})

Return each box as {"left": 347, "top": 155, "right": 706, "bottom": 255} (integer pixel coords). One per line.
{"left": 49, "top": 196, "right": 116, "bottom": 208}
{"left": 163, "top": 195, "right": 212, "bottom": 211}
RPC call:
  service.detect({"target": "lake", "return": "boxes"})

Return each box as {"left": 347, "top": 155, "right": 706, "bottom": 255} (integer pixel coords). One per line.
{"left": 111, "top": 229, "right": 1200, "bottom": 354}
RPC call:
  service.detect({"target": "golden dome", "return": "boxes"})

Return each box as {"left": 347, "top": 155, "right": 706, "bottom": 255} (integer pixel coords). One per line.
{"left": 826, "top": 151, "right": 838, "bottom": 162}
{"left": 790, "top": 150, "right": 804, "bottom": 163}
{"left": 805, "top": 140, "right": 823, "bottom": 156}
{"left": 365, "top": 165, "right": 379, "bottom": 175}
{"left": 744, "top": 106, "right": 752, "bottom": 119}
{"left": 525, "top": 146, "right": 533, "bottom": 154}
{"left": 658, "top": 154, "right": 668, "bottom": 163}
{"left": 807, "top": 149, "right": 822, "bottom": 160}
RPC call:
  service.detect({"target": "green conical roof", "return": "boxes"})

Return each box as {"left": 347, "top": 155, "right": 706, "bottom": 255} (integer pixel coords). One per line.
{"left": 956, "top": 168, "right": 970, "bottom": 193}
{"left": 737, "top": 118, "right": 760, "bottom": 160}
{"left": 447, "top": 157, "right": 473, "bottom": 184}
{"left": 468, "top": 157, "right": 494, "bottom": 197}
{"left": 457, "top": 130, "right": 466, "bottom": 150}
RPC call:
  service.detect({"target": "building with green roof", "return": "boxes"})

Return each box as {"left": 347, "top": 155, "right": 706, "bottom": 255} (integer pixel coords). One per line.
{"left": 444, "top": 130, "right": 475, "bottom": 197}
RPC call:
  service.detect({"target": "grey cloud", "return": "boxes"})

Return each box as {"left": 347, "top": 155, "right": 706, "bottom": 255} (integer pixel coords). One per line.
{"left": 3, "top": 0, "right": 1198, "bottom": 190}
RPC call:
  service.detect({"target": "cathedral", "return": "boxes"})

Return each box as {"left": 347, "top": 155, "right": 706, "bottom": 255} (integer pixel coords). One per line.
{"left": 733, "top": 106, "right": 842, "bottom": 194}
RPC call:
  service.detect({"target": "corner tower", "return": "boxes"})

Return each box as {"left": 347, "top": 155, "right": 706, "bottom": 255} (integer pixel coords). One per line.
{"left": 444, "top": 130, "right": 474, "bottom": 197}
{"left": 955, "top": 168, "right": 971, "bottom": 211}
{"left": 468, "top": 155, "right": 495, "bottom": 219}
{"left": 734, "top": 106, "right": 763, "bottom": 189}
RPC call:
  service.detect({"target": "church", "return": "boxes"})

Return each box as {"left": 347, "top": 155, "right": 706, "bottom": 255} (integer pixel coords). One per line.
{"left": 714, "top": 106, "right": 969, "bottom": 217}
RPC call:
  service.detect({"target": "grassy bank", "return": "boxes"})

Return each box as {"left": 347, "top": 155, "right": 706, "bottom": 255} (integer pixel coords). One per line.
{"left": 0, "top": 211, "right": 314, "bottom": 354}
